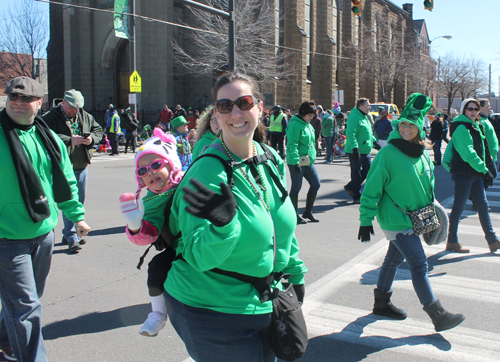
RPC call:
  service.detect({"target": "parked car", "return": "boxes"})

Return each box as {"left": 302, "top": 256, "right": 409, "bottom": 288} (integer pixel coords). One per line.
{"left": 369, "top": 103, "right": 400, "bottom": 120}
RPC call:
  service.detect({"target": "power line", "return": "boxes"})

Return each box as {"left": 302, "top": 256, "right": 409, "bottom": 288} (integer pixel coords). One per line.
{"left": 0, "top": 10, "right": 49, "bottom": 22}
{"left": 35, "top": 0, "right": 361, "bottom": 63}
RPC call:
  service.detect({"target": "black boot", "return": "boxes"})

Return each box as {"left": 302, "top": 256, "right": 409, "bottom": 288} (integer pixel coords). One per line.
{"left": 302, "top": 192, "right": 319, "bottom": 222}
{"left": 373, "top": 289, "right": 407, "bottom": 320}
{"left": 424, "top": 299, "right": 465, "bottom": 332}
{"left": 290, "top": 195, "right": 307, "bottom": 225}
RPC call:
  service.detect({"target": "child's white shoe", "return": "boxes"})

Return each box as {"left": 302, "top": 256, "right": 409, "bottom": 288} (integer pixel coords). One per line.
{"left": 139, "top": 312, "right": 167, "bottom": 337}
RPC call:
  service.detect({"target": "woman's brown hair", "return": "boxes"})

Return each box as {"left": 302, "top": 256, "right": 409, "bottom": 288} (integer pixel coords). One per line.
{"left": 194, "top": 107, "right": 217, "bottom": 144}
{"left": 462, "top": 99, "right": 481, "bottom": 122}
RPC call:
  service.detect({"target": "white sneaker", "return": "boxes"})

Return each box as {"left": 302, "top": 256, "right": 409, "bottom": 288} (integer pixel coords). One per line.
{"left": 139, "top": 312, "right": 167, "bottom": 337}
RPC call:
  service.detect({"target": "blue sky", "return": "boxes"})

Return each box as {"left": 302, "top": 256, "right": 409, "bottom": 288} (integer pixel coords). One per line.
{"left": 1, "top": 0, "right": 499, "bottom": 93}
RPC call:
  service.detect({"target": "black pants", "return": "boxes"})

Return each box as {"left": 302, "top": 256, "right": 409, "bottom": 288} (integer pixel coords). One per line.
{"left": 147, "top": 248, "right": 177, "bottom": 297}
{"left": 125, "top": 132, "right": 136, "bottom": 153}
{"left": 108, "top": 132, "right": 119, "bottom": 154}
{"left": 270, "top": 133, "right": 285, "bottom": 157}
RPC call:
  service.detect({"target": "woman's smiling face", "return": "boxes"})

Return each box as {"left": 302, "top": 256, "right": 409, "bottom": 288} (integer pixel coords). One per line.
{"left": 398, "top": 121, "right": 419, "bottom": 142}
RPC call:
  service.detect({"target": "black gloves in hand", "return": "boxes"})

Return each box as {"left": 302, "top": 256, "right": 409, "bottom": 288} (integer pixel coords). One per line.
{"left": 358, "top": 225, "right": 374, "bottom": 243}
{"left": 352, "top": 148, "right": 360, "bottom": 162}
{"left": 294, "top": 164, "right": 302, "bottom": 174}
{"left": 373, "top": 141, "right": 382, "bottom": 150}
{"left": 293, "top": 284, "right": 305, "bottom": 304}
{"left": 483, "top": 171, "right": 495, "bottom": 188}
{"left": 183, "top": 178, "right": 237, "bottom": 227}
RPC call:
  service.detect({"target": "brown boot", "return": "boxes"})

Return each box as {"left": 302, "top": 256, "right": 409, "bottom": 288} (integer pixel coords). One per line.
{"left": 489, "top": 241, "right": 500, "bottom": 252}
{"left": 445, "top": 243, "right": 470, "bottom": 253}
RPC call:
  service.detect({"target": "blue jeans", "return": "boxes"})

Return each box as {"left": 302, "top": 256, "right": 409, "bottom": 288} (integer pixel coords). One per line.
{"left": 432, "top": 139, "right": 442, "bottom": 164}
{"left": 62, "top": 168, "right": 88, "bottom": 245}
{"left": 346, "top": 153, "right": 371, "bottom": 200}
{"left": 448, "top": 174, "right": 498, "bottom": 245}
{"left": 377, "top": 232, "right": 436, "bottom": 307}
{"left": 288, "top": 163, "right": 321, "bottom": 197}
{"left": 324, "top": 136, "right": 333, "bottom": 162}
{"left": 164, "top": 291, "right": 275, "bottom": 362}
{"left": 0, "top": 231, "right": 54, "bottom": 362}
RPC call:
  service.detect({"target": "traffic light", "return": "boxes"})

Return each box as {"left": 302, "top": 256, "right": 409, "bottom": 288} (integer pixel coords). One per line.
{"left": 424, "top": 0, "right": 433, "bottom": 11}
{"left": 351, "top": 0, "right": 362, "bottom": 16}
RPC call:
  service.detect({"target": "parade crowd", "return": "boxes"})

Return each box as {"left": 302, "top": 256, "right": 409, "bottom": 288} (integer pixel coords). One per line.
{"left": 1, "top": 72, "right": 499, "bottom": 362}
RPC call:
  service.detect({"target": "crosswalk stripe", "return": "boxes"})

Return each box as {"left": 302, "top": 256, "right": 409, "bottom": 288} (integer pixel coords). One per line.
{"left": 304, "top": 301, "right": 500, "bottom": 361}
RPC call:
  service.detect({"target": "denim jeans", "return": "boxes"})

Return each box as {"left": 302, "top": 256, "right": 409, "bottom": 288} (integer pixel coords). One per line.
{"left": 288, "top": 163, "right": 321, "bottom": 197}
{"left": 324, "top": 136, "right": 333, "bottom": 162}
{"left": 448, "top": 174, "right": 498, "bottom": 245}
{"left": 0, "top": 230, "right": 54, "bottom": 362}
{"left": 377, "top": 232, "right": 436, "bottom": 307}
{"left": 346, "top": 153, "right": 371, "bottom": 200}
{"left": 432, "top": 139, "right": 442, "bottom": 164}
{"left": 164, "top": 291, "right": 275, "bottom": 362}
{"left": 62, "top": 168, "right": 88, "bottom": 245}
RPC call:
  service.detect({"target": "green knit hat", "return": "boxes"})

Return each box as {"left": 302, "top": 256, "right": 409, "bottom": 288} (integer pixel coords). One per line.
{"left": 393, "top": 93, "right": 433, "bottom": 138}
{"left": 171, "top": 116, "right": 189, "bottom": 130}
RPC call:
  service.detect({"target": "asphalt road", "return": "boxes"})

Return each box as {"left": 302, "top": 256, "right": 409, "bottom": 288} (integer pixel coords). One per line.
{"left": 5, "top": 143, "right": 500, "bottom": 361}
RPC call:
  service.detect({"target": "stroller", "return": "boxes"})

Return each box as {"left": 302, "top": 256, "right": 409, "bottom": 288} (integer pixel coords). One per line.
{"left": 334, "top": 135, "right": 346, "bottom": 158}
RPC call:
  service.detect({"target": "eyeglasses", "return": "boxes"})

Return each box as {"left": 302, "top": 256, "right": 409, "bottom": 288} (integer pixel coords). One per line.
{"left": 215, "top": 95, "right": 257, "bottom": 114}
{"left": 136, "top": 159, "right": 168, "bottom": 178}
{"left": 7, "top": 93, "right": 37, "bottom": 103}
{"left": 210, "top": 118, "right": 218, "bottom": 124}
{"left": 466, "top": 107, "right": 479, "bottom": 112}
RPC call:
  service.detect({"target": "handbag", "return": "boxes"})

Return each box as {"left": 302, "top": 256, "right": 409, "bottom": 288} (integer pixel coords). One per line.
{"left": 423, "top": 200, "right": 448, "bottom": 245}
{"left": 299, "top": 155, "right": 310, "bottom": 166}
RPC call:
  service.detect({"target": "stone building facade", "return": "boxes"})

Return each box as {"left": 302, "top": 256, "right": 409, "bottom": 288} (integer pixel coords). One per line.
{"left": 48, "top": 0, "right": 428, "bottom": 125}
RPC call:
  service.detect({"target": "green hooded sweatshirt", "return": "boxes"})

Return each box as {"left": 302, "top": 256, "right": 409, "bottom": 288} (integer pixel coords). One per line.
{"left": 192, "top": 130, "right": 217, "bottom": 160}
{"left": 165, "top": 139, "right": 307, "bottom": 314}
{"left": 321, "top": 115, "right": 334, "bottom": 137}
{"left": 344, "top": 107, "right": 375, "bottom": 154}
{"left": 442, "top": 114, "right": 491, "bottom": 174}
{"left": 286, "top": 115, "right": 316, "bottom": 166}
{"left": 481, "top": 116, "right": 499, "bottom": 161}
{"left": 359, "top": 129, "right": 435, "bottom": 231}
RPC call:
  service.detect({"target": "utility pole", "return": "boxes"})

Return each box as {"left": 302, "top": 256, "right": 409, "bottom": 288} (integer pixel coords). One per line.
{"left": 129, "top": 0, "right": 137, "bottom": 117}
{"left": 489, "top": 63, "right": 492, "bottom": 102}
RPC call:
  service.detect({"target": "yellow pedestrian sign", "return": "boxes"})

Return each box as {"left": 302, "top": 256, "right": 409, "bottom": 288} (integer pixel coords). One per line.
{"left": 129, "top": 70, "right": 142, "bottom": 93}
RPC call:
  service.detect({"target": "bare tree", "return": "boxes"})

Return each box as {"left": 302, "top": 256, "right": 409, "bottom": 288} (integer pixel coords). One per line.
{"left": 0, "top": 0, "right": 48, "bottom": 83}
{"left": 171, "top": 0, "right": 290, "bottom": 81}
{"left": 457, "top": 56, "right": 488, "bottom": 100}
{"left": 355, "top": 13, "right": 418, "bottom": 103}
{"left": 436, "top": 54, "right": 472, "bottom": 113}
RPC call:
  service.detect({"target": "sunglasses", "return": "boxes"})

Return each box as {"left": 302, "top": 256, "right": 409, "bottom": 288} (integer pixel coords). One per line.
{"left": 136, "top": 159, "right": 168, "bottom": 178}
{"left": 7, "top": 93, "right": 37, "bottom": 103}
{"left": 466, "top": 107, "right": 479, "bottom": 112}
{"left": 216, "top": 95, "right": 257, "bottom": 114}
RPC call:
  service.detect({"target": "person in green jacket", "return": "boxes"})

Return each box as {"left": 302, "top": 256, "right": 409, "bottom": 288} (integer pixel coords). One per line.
{"left": 358, "top": 93, "right": 465, "bottom": 333}
{"left": 344, "top": 98, "right": 376, "bottom": 204}
{"left": 286, "top": 100, "right": 322, "bottom": 224}
{"left": 441, "top": 98, "right": 500, "bottom": 253}
{"left": 321, "top": 109, "right": 334, "bottom": 163}
{"left": 164, "top": 72, "right": 307, "bottom": 362}
{"left": 191, "top": 106, "right": 220, "bottom": 159}
{"left": 0, "top": 77, "right": 91, "bottom": 362}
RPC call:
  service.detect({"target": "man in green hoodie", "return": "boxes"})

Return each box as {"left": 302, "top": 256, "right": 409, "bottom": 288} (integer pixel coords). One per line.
{"left": 344, "top": 98, "right": 375, "bottom": 203}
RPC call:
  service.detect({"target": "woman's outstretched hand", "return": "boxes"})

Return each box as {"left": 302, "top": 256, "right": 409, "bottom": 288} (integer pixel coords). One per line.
{"left": 183, "top": 178, "right": 237, "bottom": 227}
{"left": 358, "top": 225, "right": 374, "bottom": 243}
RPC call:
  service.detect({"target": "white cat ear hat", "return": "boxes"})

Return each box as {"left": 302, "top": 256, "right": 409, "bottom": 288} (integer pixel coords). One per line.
{"left": 134, "top": 128, "right": 184, "bottom": 194}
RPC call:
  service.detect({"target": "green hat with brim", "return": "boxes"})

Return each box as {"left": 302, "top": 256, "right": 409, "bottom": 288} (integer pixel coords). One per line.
{"left": 171, "top": 116, "right": 189, "bottom": 130}
{"left": 392, "top": 93, "right": 433, "bottom": 138}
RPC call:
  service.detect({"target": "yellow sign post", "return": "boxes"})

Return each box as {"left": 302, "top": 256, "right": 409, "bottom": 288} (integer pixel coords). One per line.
{"left": 129, "top": 70, "right": 142, "bottom": 93}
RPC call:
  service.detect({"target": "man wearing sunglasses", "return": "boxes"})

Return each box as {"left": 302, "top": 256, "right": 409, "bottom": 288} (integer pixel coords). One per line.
{"left": 43, "top": 89, "right": 102, "bottom": 252}
{"left": 0, "top": 76, "right": 91, "bottom": 361}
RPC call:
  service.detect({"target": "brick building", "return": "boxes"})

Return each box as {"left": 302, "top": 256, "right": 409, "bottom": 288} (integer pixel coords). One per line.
{"left": 47, "top": 0, "right": 429, "bottom": 125}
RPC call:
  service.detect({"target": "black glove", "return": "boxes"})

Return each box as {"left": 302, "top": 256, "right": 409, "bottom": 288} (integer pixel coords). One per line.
{"left": 351, "top": 148, "right": 360, "bottom": 162}
{"left": 183, "top": 178, "right": 237, "bottom": 227}
{"left": 358, "top": 225, "right": 374, "bottom": 243}
{"left": 294, "top": 164, "right": 302, "bottom": 174}
{"left": 373, "top": 141, "right": 382, "bottom": 150}
{"left": 293, "top": 284, "right": 305, "bottom": 304}
{"left": 483, "top": 171, "right": 495, "bottom": 188}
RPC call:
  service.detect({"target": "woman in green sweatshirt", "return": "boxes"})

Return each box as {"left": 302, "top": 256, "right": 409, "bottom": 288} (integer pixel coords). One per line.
{"left": 191, "top": 106, "right": 220, "bottom": 159}
{"left": 164, "top": 72, "right": 307, "bottom": 362}
{"left": 358, "top": 93, "right": 464, "bottom": 333}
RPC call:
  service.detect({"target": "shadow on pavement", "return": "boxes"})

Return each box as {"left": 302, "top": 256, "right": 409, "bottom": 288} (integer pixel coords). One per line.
{"left": 87, "top": 226, "right": 125, "bottom": 236}
{"left": 299, "top": 314, "right": 451, "bottom": 362}
{"left": 43, "top": 303, "right": 151, "bottom": 340}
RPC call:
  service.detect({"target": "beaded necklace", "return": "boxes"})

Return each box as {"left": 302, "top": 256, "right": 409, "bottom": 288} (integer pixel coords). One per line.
{"left": 143, "top": 189, "right": 175, "bottom": 202}
{"left": 219, "top": 135, "right": 270, "bottom": 211}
